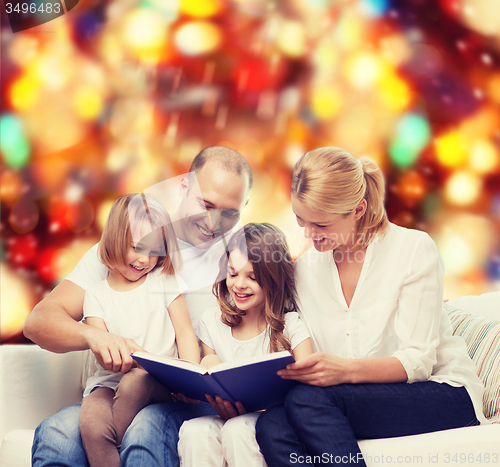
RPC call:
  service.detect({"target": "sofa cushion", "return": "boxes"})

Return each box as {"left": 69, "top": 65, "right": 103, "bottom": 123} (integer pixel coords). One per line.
{"left": 448, "top": 292, "right": 500, "bottom": 321}
{"left": 445, "top": 302, "right": 500, "bottom": 422}
{"left": 0, "top": 429, "right": 33, "bottom": 467}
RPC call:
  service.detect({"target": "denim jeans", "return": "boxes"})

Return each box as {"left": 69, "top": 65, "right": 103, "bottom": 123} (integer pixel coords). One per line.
{"left": 32, "top": 401, "right": 217, "bottom": 467}
{"left": 256, "top": 382, "right": 479, "bottom": 467}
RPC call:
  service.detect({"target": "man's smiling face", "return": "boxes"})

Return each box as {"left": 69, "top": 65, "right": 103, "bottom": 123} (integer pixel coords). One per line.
{"left": 177, "top": 161, "right": 250, "bottom": 250}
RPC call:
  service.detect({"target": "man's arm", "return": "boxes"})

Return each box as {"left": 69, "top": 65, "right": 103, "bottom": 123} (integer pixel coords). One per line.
{"left": 23, "top": 280, "right": 144, "bottom": 372}
{"left": 23, "top": 280, "right": 91, "bottom": 353}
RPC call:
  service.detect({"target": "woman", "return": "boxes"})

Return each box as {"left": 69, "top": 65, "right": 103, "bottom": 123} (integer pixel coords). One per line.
{"left": 255, "top": 147, "right": 486, "bottom": 466}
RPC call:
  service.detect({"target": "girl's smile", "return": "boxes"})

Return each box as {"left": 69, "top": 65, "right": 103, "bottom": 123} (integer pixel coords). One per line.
{"left": 226, "top": 248, "right": 265, "bottom": 315}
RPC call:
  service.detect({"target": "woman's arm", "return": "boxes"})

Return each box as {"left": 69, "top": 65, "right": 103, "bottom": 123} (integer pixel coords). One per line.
{"left": 279, "top": 352, "right": 407, "bottom": 386}
{"left": 168, "top": 295, "right": 200, "bottom": 364}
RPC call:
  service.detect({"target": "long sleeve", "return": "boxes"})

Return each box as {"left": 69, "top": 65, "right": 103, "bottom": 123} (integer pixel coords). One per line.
{"left": 391, "top": 233, "right": 445, "bottom": 383}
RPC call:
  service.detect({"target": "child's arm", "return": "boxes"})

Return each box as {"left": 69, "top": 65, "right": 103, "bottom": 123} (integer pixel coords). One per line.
{"left": 168, "top": 294, "right": 200, "bottom": 364}
{"left": 200, "top": 342, "right": 223, "bottom": 369}
{"left": 292, "top": 337, "right": 314, "bottom": 362}
{"left": 85, "top": 316, "right": 109, "bottom": 332}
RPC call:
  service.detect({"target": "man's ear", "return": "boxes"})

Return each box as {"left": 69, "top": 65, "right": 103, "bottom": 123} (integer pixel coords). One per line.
{"left": 354, "top": 199, "right": 367, "bottom": 220}
{"left": 179, "top": 176, "right": 189, "bottom": 197}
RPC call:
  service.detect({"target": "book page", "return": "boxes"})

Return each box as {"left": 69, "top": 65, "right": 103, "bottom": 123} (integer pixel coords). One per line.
{"left": 208, "top": 350, "right": 293, "bottom": 373}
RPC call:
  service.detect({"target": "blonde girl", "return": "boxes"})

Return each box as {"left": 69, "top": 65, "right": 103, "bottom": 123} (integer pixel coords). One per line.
{"left": 79, "top": 193, "right": 200, "bottom": 467}
{"left": 178, "top": 223, "right": 313, "bottom": 467}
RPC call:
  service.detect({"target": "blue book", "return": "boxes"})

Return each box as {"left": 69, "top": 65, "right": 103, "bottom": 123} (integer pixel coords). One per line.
{"left": 132, "top": 350, "right": 297, "bottom": 412}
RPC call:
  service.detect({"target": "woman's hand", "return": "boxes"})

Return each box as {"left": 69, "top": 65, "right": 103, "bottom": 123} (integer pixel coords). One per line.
{"left": 277, "top": 352, "right": 353, "bottom": 386}
{"left": 205, "top": 394, "right": 246, "bottom": 420}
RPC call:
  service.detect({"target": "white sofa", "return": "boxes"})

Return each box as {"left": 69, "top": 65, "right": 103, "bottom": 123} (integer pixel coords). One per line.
{"left": 1, "top": 293, "right": 499, "bottom": 467}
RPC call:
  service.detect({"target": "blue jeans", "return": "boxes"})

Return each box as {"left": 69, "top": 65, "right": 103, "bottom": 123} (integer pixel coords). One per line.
{"left": 256, "top": 382, "right": 479, "bottom": 466}
{"left": 32, "top": 401, "right": 217, "bottom": 467}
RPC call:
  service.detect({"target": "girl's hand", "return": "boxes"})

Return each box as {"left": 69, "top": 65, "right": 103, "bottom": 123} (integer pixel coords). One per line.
{"left": 205, "top": 394, "right": 246, "bottom": 420}
{"left": 277, "top": 352, "right": 352, "bottom": 387}
{"left": 172, "top": 393, "right": 200, "bottom": 404}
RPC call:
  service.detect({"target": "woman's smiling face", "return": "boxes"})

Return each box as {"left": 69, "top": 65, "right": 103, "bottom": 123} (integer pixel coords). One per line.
{"left": 291, "top": 196, "right": 366, "bottom": 253}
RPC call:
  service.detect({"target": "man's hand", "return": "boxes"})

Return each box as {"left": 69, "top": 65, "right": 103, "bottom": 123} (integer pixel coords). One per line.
{"left": 84, "top": 326, "right": 145, "bottom": 373}
{"left": 205, "top": 394, "right": 246, "bottom": 421}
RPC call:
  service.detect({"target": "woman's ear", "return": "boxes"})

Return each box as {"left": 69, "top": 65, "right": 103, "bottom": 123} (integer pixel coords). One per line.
{"left": 354, "top": 199, "right": 367, "bottom": 220}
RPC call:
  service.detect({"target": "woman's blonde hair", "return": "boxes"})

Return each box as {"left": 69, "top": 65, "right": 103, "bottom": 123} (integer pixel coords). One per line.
{"left": 291, "top": 147, "right": 389, "bottom": 246}
{"left": 213, "top": 223, "right": 297, "bottom": 354}
{"left": 99, "top": 193, "right": 181, "bottom": 275}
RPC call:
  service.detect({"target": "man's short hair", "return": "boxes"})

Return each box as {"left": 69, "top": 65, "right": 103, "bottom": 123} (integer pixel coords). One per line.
{"left": 189, "top": 146, "right": 253, "bottom": 189}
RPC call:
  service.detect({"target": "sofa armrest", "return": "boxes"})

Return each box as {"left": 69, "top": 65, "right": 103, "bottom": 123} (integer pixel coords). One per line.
{"left": 0, "top": 345, "right": 85, "bottom": 447}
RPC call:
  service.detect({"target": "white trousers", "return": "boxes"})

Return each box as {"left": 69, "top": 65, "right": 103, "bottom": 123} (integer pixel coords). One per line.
{"left": 178, "top": 413, "right": 268, "bottom": 467}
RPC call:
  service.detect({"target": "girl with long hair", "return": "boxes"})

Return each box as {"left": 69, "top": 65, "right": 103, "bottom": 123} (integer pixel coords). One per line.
{"left": 178, "top": 223, "right": 313, "bottom": 467}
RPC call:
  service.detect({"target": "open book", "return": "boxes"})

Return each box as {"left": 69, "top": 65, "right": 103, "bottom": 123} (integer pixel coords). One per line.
{"left": 132, "top": 350, "right": 297, "bottom": 412}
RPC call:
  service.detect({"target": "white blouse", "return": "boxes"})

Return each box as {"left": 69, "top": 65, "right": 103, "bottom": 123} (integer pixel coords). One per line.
{"left": 295, "top": 223, "right": 486, "bottom": 423}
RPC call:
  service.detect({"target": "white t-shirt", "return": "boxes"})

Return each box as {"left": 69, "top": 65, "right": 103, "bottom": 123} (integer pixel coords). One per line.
{"left": 294, "top": 222, "right": 487, "bottom": 424}
{"left": 198, "top": 307, "right": 310, "bottom": 361}
{"left": 66, "top": 238, "right": 227, "bottom": 335}
{"left": 82, "top": 270, "right": 183, "bottom": 396}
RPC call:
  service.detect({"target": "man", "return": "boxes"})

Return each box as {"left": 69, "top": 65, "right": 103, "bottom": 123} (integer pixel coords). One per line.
{"left": 24, "top": 146, "right": 252, "bottom": 467}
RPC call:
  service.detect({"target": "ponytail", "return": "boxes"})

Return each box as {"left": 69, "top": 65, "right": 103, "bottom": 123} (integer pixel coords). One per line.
{"left": 356, "top": 157, "right": 389, "bottom": 246}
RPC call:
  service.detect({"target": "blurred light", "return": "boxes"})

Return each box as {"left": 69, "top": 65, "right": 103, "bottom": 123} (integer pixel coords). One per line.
{"left": 8, "top": 35, "right": 39, "bottom": 67}
{"left": 179, "top": 0, "right": 223, "bottom": 18}
{"left": 469, "top": 140, "right": 499, "bottom": 174}
{"left": 22, "top": 95, "right": 86, "bottom": 154}
{"left": 0, "top": 264, "right": 34, "bottom": 340}
{"left": 123, "top": 9, "right": 169, "bottom": 63}
{"left": 397, "top": 170, "right": 427, "bottom": 204}
{"left": 52, "top": 248, "right": 78, "bottom": 282}
{"left": 487, "top": 74, "right": 500, "bottom": 104}
{"left": 6, "top": 233, "right": 39, "bottom": 268}
{"left": 378, "top": 72, "right": 411, "bottom": 111}
{"left": 37, "top": 247, "right": 58, "bottom": 284}
{"left": 331, "top": 105, "right": 378, "bottom": 155}
{"left": 359, "top": 0, "right": 391, "bottom": 17}
{"left": 9, "top": 199, "right": 39, "bottom": 234}
{"left": 434, "top": 131, "right": 468, "bottom": 168}
{"left": 336, "top": 10, "right": 364, "bottom": 50}
{"left": 34, "top": 55, "right": 71, "bottom": 90}
{"left": 285, "top": 144, "right": 305, "bottom": 169}
{"left": 311, "top": 86, "right": 342, "bottom": 120}
{"left": 0, "top": 114, "right": 30, "bottom": 168}
{"left": 97, "top": 200, "right": 115, "bottom": 231}
{"left": 277, "top": 21, "right": 306, "bottom": 58}
{"left": 445, "top": 171, "right": 481, "bottom": 206}
{"left": 140, "top": 0, "right": 179, "bottom": 22}
{"left": 64, "top": 184, "right": 84, "bottom": 203}
{"left": 0, "top": 170, "right": 24, "bottom": 202}
{"left": 174, "top": 21, "right": 222, "bottom": 56}
{"left": 457, "top": 0, "right": 500, "bottom": 39}
{"left": 73, "top": 86, "right": 104, "bottom": 120}
{"left": 434, "top": 214, "right": 493, "bottom": 276}
{"left": 10, "top": 75, "right": 40, "bottom": 111}
{"left": 345, "top": 53, "right": 384, "bottom": 89}
{"left": 67, "top": 198, "right": 95, "bottom": 232}
{"left": 380, "top": 34, "right": 411, "bottom": 65}
{"left": 312, "top": 40, "right": 339, "bottom": 70}
{"left": 389, "top": 113, "right": 431, "bottom": 167}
